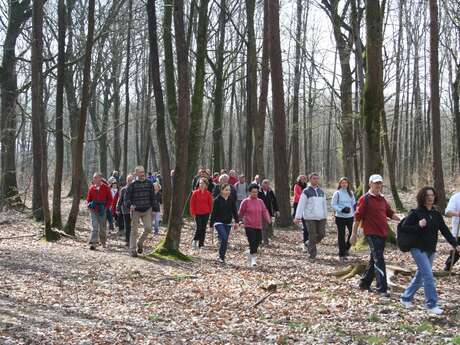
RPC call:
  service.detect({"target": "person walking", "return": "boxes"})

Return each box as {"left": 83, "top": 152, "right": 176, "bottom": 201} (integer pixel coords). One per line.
{"left": 107, "top": 179, "right": 119, "bottom": 232}
{"left": 213, "top": 174, "right": 237, "bottom": 205}
{"left": 258, "top": 179, "right": 279, "bottom": 245}
{"left": 350, "top": 174, "right": 400, "bottom": 297}
{"left": 331, "top": 177, "right": 356, "bottom": 262}
{"left": 443, "top": 184, "right": 460, "bottom": 271}
{"left": 117, "top": 174, "right": 134, "bottom": 246}
{"left": 210, "top": 183, "right": 239, "bottom": 264}
{"left": 234, "top": 174, "right": 248, "bottom": 210}
{"left": 125, "top": 166, "right": 156, "bottom": 257}
{"left": 293, "top": 175, "right": 309, "bottom": 252}
{"left": 152, "top": 182, "right": 163, "bottom": 235}
{"left": 87, "top": 172, "right": 113, "bottom": 250}
{"left": 190, "top": 178, "right": 213, "bottom": 249}
{"left": 294, "top": 173, "right": 328, "bottom": 260}
{"left": 239, "top": 184, "right": 272, "bottom": 267}
{"left": 400, "top": 187, "right": 460, "bottom": 315}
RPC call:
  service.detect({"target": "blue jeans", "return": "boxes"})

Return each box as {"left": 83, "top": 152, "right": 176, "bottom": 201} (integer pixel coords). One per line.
{"left": 360, "top": 235, "right": 387, "bottom": 292}
{"left": 214, "top": 224, "right": 231, "bottom": 260}
{"left": 401, "top": 248, "right": 437, "bottom": 308}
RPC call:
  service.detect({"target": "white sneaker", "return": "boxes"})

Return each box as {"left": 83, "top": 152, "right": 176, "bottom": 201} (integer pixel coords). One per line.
{"left": 251, "top": 254, "right": 257, "bottom": 267}
{"left": 400, "top": 298, "right": 413, "bottom": 309}
{"left": 426, "top": 306, "right": 443, "bottom": 315}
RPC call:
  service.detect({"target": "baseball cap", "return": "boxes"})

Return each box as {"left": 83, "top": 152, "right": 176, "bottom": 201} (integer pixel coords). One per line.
{"left": 369, "top": 174, "right": 383, "bottom": 183}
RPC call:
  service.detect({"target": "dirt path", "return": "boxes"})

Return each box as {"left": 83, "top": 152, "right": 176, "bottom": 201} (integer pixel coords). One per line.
{"left": 1, "top": 206, "right": 459, "bottom": 344}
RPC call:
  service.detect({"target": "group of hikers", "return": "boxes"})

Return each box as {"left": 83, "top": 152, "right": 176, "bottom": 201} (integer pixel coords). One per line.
{"left": 86, "top": 166, "right": 460, "bottom": 316}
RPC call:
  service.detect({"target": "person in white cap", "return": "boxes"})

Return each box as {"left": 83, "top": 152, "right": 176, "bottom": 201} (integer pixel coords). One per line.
{"left": 444, "top": 175, "right": 460, "bottom": 271}
{"left": 350, "top": 174, "right": 400, "bottom": 297}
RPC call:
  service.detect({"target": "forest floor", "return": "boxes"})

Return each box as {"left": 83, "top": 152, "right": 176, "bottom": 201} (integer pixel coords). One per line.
{"left": 1, "top": 191, "right": 460, "bottom": 344}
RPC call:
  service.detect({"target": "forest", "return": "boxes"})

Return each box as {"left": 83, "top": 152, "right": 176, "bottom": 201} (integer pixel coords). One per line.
{"left": 1, "top": 0, "right": 460, "bottom": 344}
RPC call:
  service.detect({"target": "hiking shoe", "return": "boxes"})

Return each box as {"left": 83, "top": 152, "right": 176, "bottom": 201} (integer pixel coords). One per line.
{"left": 101, "top": 243, "right": 107, "bottom": 249}
{"left": 250, "top": 255, "right": 257, "bottom": 267}
{"left": 359, "top": 283, "right": 372, "bottom": 292}
{"left": 400, "top": 298, "right": 414, "bottom": 309}
{"left": 247, "top": 252, "right": 252, "bottom": 266}
{"left": 339, "top": 256, "right": 347, "bottom": 263}
{"left": 377, "top": 291, "right": 390, "bottom": 298}
{"left": 218, "top": 257, "right": 225, "bottom": 264}
{"left": 130, "top": 252, "right": 138, "bottom": 258}
{"left": 137, "top": 243, "right": 143, "bottom": 254}
{"left": 303, "top": 241, "right": 308, "bottom": 252}
{"left": 89, "top": 245, "right": 96, "bottom": 251}
{"left": 426, "top": 306, "right": 443, "bottom": 315}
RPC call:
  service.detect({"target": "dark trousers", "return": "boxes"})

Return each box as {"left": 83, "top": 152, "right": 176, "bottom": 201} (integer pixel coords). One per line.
{"left": 193, "top": 214, "right": 209, "bottom": 247}
{"left": 107, "top": 209, "right": 114, "bottom": 229}
{"left": 293, "top": 202, "right": 309, "bottom": 243}
{"left": 215, "top": 224, "right": 231, "bottom": 260}
{"left": 123, "top": 213, "right": 131, "bottom": 245}
{"left": 245, "top": 227, "right": 262, "bottom": 254}
{"left": 336, "top": 217, "right": 353, "bottom": 257}
{"left": 445, "top": 236, "right": 460, "bottom": 271}
{"left": 116, "top": 213, "right": 124, "bottom": 231}
{"left": 360, "top": 235, "right": 388, "bottom": 293}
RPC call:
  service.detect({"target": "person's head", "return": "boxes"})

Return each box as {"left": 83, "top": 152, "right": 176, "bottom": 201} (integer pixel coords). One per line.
{"left": 205, "top": 169, "right": 212, "bottom": 176}
{"left": 261, "top": 179, "right": 270, "bottom": 191}
{"left": 309, "top": 173, "right": 320, "bottom": 187}
{"left": 126, "top": 174, "right": 134, "bottom": 184}
{"left": 220, "top": 183, "right": 231, "bottom": 199}
{"left": 248, "top": 184, "right": 259, "bottom": 198}
{"left": 198, "top": 178, "right": 208, "bottom": 191}
{"left": 229, "top": 170, "right": 237, "bottom": 177}
{"left": 112, "top": 170, "right": 119, "bottom": 177}
{"left": 297, "top": 175, "right": 307, "bottom": 184}
{"left": 148, "top": 171, "right": 152, "bottom": 176}
{"left": 135, "top": 166, "right": 146, "bottom": 180}
{"left": 417, "top": 186, "right": 437, "bottom": 208}
{"left": 170, "top": 169, "right": 175, "bottom": 177}
{"left": 254, "top": 174, "right": 260, "bottom": 183}
{"left": 239, "top": 174, "right": 246, "bottom": 183}
{"left": 220, "top": 169, "right": 227, "bottom": 175}
{"left": 213, "top": 172, "right": 219, "bottom": 179}
{"left": 219, "top": 174, "right": 229, "bottom": 184}
{"left": 153, "top": 182, "right": 162, "bottom": 192}
{"left": 337, "top": 177, "right": 352, "bottom": 196}
{"left": 110, "top": 181, "right": 119, "bottom": 190}
{"left": 368, "top": 174, "right": 383, "bottom": 194}
{"left": 93, "top": 172, "right": 103, "bottom": 186}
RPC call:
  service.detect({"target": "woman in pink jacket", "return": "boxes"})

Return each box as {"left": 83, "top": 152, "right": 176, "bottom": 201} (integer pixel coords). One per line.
{"left": 238, "top": 184, "right": 271, "bottom": 267}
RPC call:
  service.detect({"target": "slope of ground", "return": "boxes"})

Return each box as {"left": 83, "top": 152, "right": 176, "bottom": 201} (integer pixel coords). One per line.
{"left": 1, "top": 196, "right": 460, "bottom": 344}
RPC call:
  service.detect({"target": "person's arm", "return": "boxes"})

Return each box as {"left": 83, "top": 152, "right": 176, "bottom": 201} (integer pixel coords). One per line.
{"left": 116, "top": 189, "right": 124, "bottom": 213}
{"left": 445, "top": 195, "right": 460, "bottom": 217}
{"left": 238, "top": 199, "right": 247, "bottom": 222}
{"left": 386, "top": 202, "right": 400, "bottom": 221}
{"left": 439, "top": 214, "right": 459, "bottom": 248}
{"left": 231, "top": 198, "right": 239, "bottom": 223}
{"left": 189, "top": 192, "right": 196, "bottom": 217}
{"left": 294, "top": 192, "right": 307, "bottom": 223}
{"left": 86, "top": 187, "right": 92, "bottom": 205}
{"left": 262, "top": 201, "right": 271, "bottom": 224}
{"left": 350, "top": 196, "right": 365, "bottom": 245}
{"left": 323, "top": 192, "right": 328, "bottom": 216}
{"left": 210, "top": 199, "right": 218, "bottom": 226}
{"left": 331, "top": 191, "right": 341, "bottom": 213}
{"left": 105, "top": 186, "right": 113, "bottom": 209}
{"left": 272, "top": 191, "right": 279, "bottom": 213}
{"left": 125, "top": 184, "right": 133, "bottom": 209}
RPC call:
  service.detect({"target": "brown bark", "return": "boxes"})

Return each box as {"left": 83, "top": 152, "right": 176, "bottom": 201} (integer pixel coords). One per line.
{"left": 268, "top": 0, "right": 291, "bottom": 226}
{"left": 429, "top": 0, "right": 447, "bottom": 210}
{"left": 64, "top": 0, "right": 96, "bottom": 235}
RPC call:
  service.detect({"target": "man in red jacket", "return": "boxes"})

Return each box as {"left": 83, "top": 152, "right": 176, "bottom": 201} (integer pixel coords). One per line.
{"left": 86, "top": 172, "right": 113, "bottom": 250}
{"left": 350, "top": 174, "right": 400, "bottom": 297}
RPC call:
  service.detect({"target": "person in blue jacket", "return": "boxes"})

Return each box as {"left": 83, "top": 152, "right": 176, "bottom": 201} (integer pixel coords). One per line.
{"left": 331, "top": 177, "right": 356, "bottom": 262}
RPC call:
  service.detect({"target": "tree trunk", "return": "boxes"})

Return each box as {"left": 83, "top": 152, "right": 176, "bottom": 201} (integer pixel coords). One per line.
{"left": 0, "top": 0, "right": 30, "bottom": 207}
{"left": 123, "top": 0, "right": 133, "bottom": 179}
{"left": 429, "top": 0, "right": 447, "bottom": 210}
{"left": 163, "top": 0, "right": 178, "bottom": 130}
{"left": 162, "top": 0, "right": 190, "bottom": 251}
{"left": 245, "top": 0, "right": 256, "bottom": 179}
{"left": 268, "top": 0, "right": 291, "bottom": 226}
{"left": 187, "top": 0, "right": 209, "bottom": 183}
{"left": 32, "top": 0, "right": 57, "bottom": 240}
{"left": 64, "top": 0, "right": 96, "bottom": 235}
{"left": 211, "top": 0, "right": 226, "bottom": 172}
{"left": 146, "top": 0, "right": 172, "bottom": 223}
{"left": 52, "top": 0, "right": 67, "bottom": 229}
{"left": 254, "top": 0, "right": 269, "bottom": 179}
{"left": 362, "top": 0, "right": 384, "bottom": 185}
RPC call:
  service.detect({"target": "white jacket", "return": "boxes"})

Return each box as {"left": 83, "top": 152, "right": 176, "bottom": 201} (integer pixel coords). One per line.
{"left": 295, "top": 186, "right": 328, "bottom": 221}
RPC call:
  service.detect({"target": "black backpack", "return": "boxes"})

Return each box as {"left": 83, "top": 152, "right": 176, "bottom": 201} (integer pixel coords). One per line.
{"left": 397, "top": 210, "right": 421, "bottom": 252}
